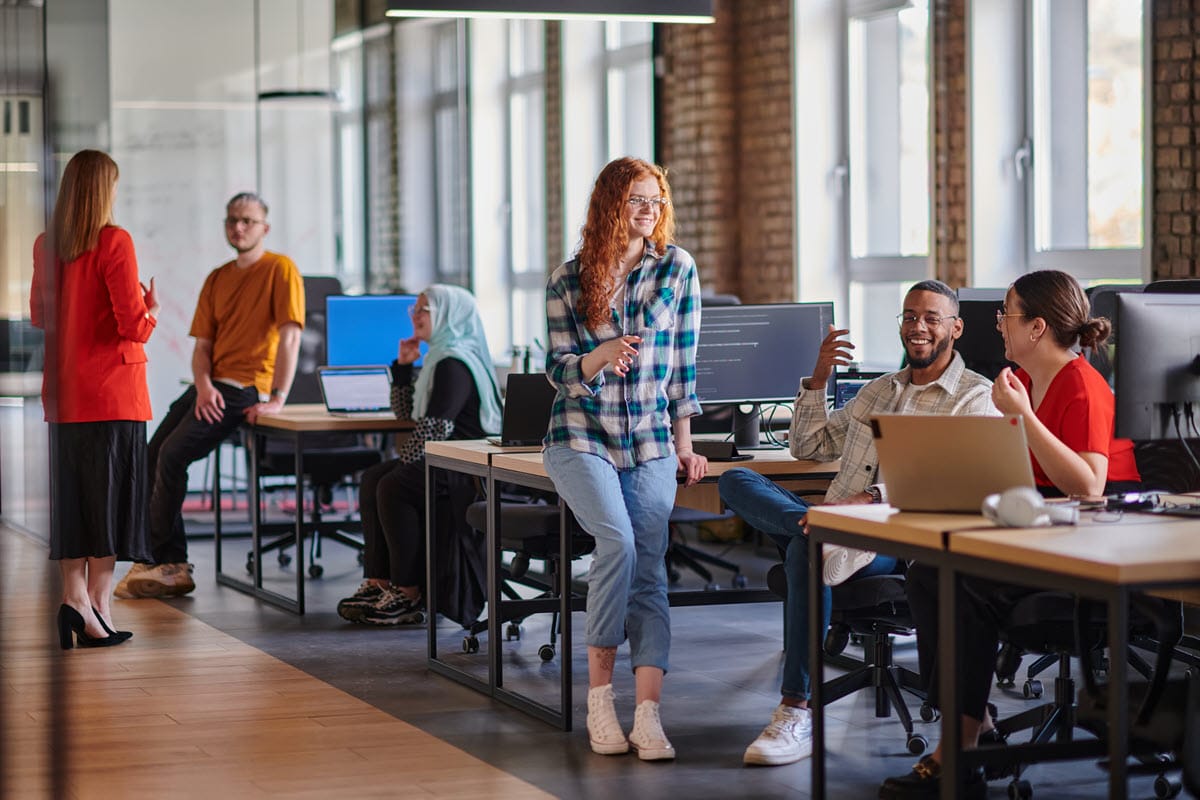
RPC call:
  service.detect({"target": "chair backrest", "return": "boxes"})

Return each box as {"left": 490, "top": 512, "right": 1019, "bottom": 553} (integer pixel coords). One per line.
{"left": 1086, "top": 283, "right": 1143, "bottom": 384}
{"left": 1145, "top": 279, "right": 1200, "bottom": 294}
{"left": 290, "top": 275, "right": 344, "bottom": 405}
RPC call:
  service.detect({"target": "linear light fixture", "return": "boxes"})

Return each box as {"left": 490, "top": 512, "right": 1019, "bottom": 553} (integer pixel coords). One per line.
{"left": 385, "top": 0, "right": 713, "bottom": 23}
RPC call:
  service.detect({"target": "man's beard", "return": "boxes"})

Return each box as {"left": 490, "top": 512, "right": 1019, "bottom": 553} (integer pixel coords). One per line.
{"left": 905, "top": 335, "right": 950, "bottom": 369}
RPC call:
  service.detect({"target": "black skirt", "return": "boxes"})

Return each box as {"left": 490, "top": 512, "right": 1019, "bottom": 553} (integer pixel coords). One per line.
{"left": 48, "top": 421, "right": 151, "bottom": 561}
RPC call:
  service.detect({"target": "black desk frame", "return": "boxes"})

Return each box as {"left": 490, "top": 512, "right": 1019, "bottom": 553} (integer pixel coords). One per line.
{"left": 806, "top": 520, "right": 1199, "bottom": 800}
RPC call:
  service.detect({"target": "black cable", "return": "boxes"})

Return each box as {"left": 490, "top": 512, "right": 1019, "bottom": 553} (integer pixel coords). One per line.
{"left": 1172, "top": 404, "right": 1200, "bottom": 476}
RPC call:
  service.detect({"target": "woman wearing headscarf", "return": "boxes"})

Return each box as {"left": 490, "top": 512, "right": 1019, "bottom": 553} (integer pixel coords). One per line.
{"left": 31, "top": 149, "right": 160, "bottom": 648}
{"left": 336, "top": 284, "right": 501, "bottom": 626}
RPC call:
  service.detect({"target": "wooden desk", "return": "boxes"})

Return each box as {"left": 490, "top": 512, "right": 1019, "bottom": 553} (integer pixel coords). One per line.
{"left": 477, "top": 446, "right": 838, "bottom": 729}
{"left": 214, "top": 404, "right": 413, "bottom": 614}
{"left": 804, "top": 506, "right": 1200, "bottom": 800}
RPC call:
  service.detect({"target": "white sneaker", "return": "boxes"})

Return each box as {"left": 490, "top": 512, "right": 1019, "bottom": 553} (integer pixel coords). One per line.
{"left": 743, "top": 704, "right": 813, "bottom": 766}
{"left": 629, "top": 700, "right": 675, "bottom": 761}
{"left": 822, "top": 546, "right": 878, "bottom": 586}
{"left": 586, "top": 684, "right": 629, "bottom": 755}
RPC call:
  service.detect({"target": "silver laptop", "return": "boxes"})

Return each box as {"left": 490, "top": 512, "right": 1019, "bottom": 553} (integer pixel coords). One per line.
{"left": 872, "top": 414, "right": 1036, "bottom": 512}
{"left": 317, "top": 365, "right": 393, "bottom": 417}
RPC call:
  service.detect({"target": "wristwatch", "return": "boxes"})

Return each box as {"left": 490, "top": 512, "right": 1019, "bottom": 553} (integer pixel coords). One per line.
{"left": 865, "top": 484, "right": 883, "bottom": 504}
{"left": 269, "top": 388, "right": 284, "bottom": 400}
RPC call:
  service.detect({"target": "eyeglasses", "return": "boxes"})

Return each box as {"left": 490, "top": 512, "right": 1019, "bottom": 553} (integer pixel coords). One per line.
{"left": 409, "top": 304, "right": 431, "bottom": 317}
{"left": 896, "top": 313, "right": 958, "bottom": 329}
{"left": 628, "top": 195, "right": 669, "bottom": 210}
{"left": 995, "top": 308, "right": 1027, "bottom": 324}
{"left": 224, "top": 216, "right": 264, "bottom": 228}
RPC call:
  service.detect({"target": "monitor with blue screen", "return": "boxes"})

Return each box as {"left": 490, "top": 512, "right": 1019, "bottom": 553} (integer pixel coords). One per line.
{"left": 325, "top": 294, "right": 427, "bottom": 367}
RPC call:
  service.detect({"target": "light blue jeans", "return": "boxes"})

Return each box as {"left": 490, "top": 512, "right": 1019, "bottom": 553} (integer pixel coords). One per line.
{"left": 543, "top": 445, "right": 677, "bottom": 673}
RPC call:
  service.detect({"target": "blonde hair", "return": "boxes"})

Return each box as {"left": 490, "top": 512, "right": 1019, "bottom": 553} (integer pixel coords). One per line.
{"left": 52, "top": 150, "right": 119, "bottom": 262}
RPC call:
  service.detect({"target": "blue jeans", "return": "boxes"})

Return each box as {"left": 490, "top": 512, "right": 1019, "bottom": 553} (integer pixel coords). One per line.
{"left": 717, "top": 467, "right": 898, "bottom": 700}
{"left": 543, "top": 446, "right": 677, "bottom": 673}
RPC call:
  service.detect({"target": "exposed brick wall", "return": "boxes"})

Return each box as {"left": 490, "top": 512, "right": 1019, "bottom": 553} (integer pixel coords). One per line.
{"left": 1151, "top": 0, "right": 1200, "bottom": 280}
{"left": 544, "top": 22, "right": 563, "bottom": 278}
{"left": 658, "top": 0, "right": 794, "bottom": 302}
{"left": 932, "top": 0, "right": 968, "bottom": 289}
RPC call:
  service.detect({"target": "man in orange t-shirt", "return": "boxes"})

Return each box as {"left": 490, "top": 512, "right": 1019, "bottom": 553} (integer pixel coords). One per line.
{"left": 116, "top": 192, "right": 305, "bottom": 599}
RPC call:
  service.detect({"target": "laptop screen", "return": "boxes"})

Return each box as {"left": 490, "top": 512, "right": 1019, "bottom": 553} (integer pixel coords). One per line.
{"left": 318, "top": 367, "right": 392, "bottom": 413}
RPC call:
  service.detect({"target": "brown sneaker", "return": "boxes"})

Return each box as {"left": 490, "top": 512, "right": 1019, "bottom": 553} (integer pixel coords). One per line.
{"left": 123, "top": 563, "right": 196, "bottom": 598}
{"left": 113, "top": 563, "right": 151, "bottom": 599}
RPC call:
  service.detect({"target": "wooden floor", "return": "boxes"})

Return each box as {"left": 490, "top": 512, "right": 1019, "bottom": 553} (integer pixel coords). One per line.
{"left": 0, "top": 527, "right": 551, "bottom": 799}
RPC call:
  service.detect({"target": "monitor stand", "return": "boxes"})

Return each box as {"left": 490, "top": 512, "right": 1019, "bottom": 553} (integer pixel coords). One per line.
{"left": 732, "top": 404, "right": 783, "bottom": 450}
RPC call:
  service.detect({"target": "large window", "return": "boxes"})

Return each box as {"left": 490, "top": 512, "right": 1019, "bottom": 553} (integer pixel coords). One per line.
{"left": 972, "top": 0, "right": 1147, "bottom": 287}
{"left": 844, "top": 0, "right": 931, "bottom": 369}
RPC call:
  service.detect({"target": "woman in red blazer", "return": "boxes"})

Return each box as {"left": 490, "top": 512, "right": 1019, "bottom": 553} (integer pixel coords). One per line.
{"left": 30, "top": 150, "right": 160, "bottom": 649}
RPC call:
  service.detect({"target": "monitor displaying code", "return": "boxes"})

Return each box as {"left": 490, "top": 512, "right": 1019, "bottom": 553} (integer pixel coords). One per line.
{"left": 695, "top": 302, "right": 835, "bottom": 404}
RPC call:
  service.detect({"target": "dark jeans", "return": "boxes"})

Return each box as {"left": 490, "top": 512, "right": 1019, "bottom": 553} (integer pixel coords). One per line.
{"left": 359, "top": 457, "right": 427, "bottom": 586}
{"left": 147, "top": 383, "right": 258, "bottom": 564}
{"left": 718, "top": 467, "right": 897, "bottom": 700}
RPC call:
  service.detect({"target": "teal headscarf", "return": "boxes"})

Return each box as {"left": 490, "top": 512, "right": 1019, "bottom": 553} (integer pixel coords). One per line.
{"left": 412, "top": 284, "right": 503, "bottom": 435}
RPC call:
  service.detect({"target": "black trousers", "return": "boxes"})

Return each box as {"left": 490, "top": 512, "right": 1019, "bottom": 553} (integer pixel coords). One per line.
{"left": 359, "top": 457, "right": 427, "bottom": 586}
{"left": 147, "top": 384, "right": 258, "bottom": 564}
{"left": 906, "top": 563, "right": 1042, "bottom": 721}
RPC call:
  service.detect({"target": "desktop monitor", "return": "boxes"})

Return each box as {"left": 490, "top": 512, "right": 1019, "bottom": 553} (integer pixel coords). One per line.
{"left": 695, "top": 302, "right": 835, "bottom": 447}
{"left": 953, "top": 290, "right": 1015, "bottom": 381}
{"left": 325, "top": 294, "right": 427, "bottom": 366}
{"left": 1114, "top": 293, "right": 1200, "bottom": 441}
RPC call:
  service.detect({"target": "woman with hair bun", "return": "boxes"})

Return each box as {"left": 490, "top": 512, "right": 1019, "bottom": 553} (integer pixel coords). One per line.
{"left": 991, "top": 268, "right": 1140, "bottom": 497}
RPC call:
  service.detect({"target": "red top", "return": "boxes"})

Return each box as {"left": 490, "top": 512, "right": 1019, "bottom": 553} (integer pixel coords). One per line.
{"left": 30, "top": 226, "right": 157, "bottom": 423}
{"left": 1015, "top": 356, "right": 1140, "bottom": 489}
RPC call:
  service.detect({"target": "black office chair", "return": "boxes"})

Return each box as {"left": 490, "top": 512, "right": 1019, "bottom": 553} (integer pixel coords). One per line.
{"left": 1145, "top": 278, "right": 1200, "bottom": 294}
{"left": 460, "top": 498, "right": 593, "bottom": 661}
{"left": 767, "top": 560, "right": 930, "bottom": 755}
{"left": 249, "top": 276, "right": 384, "bottom": 578}
{"left": 1085, "top": 282, "right": 1143, "bottom": 385}
{"left": 665, "top": 507, "right": 746, "bottom": 590}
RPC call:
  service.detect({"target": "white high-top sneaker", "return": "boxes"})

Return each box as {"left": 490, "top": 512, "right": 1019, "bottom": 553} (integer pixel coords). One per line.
{"left": 586, "top": 684, "right": 628, "bottom": 755}
{"left": 628, "top": 699, "right": 675, "bottom": 761}
{"left": 743, "top": 704, "right": 812, "bottom": 765}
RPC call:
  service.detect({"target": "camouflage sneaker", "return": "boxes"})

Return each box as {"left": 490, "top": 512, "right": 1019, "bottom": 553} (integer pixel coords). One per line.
{"left": 360, "top": 589, "right": 426, "bottom": 626}
{"left": 337, "top": 581, "right": 387, "bottom": 622}
{"left": 122, "top": 562, "right": 196, "bottom": 598}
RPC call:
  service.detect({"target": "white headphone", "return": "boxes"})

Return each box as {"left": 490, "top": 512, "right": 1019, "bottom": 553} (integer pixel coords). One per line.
{"left": 982, "top": 486, "right": 1079, "bottom": 528}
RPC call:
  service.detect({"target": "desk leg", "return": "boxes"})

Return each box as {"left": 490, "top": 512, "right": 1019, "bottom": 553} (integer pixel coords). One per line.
{"left": 559, "top": 501, "right": 572, "bottom": 732}
{"left": 293, "top": 435, "right": 306, "bottom": 615}
{"left": 938, "top": 563, "right": 962, "bottom": 800}
{"left": 213, "top": 441, "right": 223, "bottom": 575}
{"left": 809, "top": 530, "right": 826, "bottom": 798}
{"left": 1107, "top": 588, "right": 1130, "bottom": 799}
{"left": 487, "top": 473, "right": 501, "bottom": 693}
{"left": 251, "top": 435, "right": 262, "bottom": 590}
{"left": 425, "top": 460, "right": 439, "bottom": 664}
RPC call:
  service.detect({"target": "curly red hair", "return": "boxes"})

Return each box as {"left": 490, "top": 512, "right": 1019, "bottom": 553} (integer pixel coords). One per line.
{"left": 576, "top": 157, "right": 676, "bottom": 329}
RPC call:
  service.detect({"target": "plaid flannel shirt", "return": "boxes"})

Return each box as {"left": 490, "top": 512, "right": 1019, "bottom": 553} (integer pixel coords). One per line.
{"left": 544, "top": 242, "right": 703, "bottom": 469}
{"left": 790, "top": 350, "right": 998, "bottom": 502}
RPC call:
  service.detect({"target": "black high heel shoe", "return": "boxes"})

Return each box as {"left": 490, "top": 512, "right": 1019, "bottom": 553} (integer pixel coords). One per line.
{"left": 92, "top": 606, "right": 133, "bottom": 642}
{"left": 57, "top": 604, "right": 127, "bottom": 650}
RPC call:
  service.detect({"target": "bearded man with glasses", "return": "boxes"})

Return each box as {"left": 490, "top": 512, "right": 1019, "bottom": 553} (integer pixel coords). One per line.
{"left": 718, "top": 279, "right": 998, "bottom": 768}
{"left": 115, "top": 192, "right": 305, "bottom": 599}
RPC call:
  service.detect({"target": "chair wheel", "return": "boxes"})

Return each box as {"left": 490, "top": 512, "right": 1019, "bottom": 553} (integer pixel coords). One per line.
{"left": 245, "top": 554, "right": 255, "bottom": 574}
{"left": 277, "top": 551, "right": 292, "bottom": 567}
{"left": 1154, "top": 774, "right": 1182, "bottom": 798}
{"left": 462, "top": 636, "right": 480, "bottom": 654}
{"left": 906, "top": 733, "right": 927, "bottom": 755}
{"left": 919, "top": 702, "right": 940, "bottom": 723}
{"left": 505, "top": 623, "right": 521, "bottom": 641}
{"left": 704, "top": 582, "right": 719, "bottom": 591}
{"left": 1007, "top": 779, "right": 1032, "bottom": 799}
{"left": 308, "top": 563, "right": 323, "bottom": 579}
{"left": 732, "top": 574, "right": 748, "bottom": 589}
{"left": 996, "top": 676, "right": 1015, "bottom": 688}
{"left": 1022, "top": 679, "right": 1043, "bottom": 699}
{"left": 995, "top": 643, "right": 1022, "bottom": 684}
{"left": 538, "top": 644, "right": 555, "bottom": 661}
{"left": 357, "top": 552, "right": 364, "bottom": 565}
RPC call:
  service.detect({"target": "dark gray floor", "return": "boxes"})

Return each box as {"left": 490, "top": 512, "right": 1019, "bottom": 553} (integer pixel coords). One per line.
{"left": 162, "top": 519, "right": 1163, "bottom": 800}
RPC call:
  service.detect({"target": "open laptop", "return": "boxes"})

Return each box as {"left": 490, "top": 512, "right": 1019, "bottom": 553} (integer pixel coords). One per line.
{"left": 317, "top": 365, "right": 394, "bottom": 418}
{"left": 872, "top": 414, "right": 1036, "bottom": 512}
{"left": 488, "top": 373, "right": 557, "bottom": 448}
